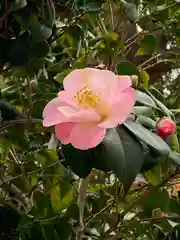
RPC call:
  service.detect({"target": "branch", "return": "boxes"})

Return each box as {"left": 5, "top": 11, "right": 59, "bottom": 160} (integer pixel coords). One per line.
{"left": 0, "top": 118, "right": 42, "bottom": 131}
{"left": 0, "top": 180, "right": 30, "bottom": 209}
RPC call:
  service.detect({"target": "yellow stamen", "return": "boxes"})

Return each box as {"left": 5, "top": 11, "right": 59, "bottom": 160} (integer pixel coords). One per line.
{"left": 73, "top": 85, "right": 100, "bottom": 108}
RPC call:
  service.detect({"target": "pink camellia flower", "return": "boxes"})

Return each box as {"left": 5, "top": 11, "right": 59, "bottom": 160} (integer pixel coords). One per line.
{"left": 43, "top": 68, "right": 136, "bottom": 150}
{"left": 157, "top": 118, "right": 176, "bottom": 139}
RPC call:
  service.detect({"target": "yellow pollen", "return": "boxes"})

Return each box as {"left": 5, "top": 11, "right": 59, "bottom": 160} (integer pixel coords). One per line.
{"left": 73, "top": 85, "right": 100, "bottom": 108}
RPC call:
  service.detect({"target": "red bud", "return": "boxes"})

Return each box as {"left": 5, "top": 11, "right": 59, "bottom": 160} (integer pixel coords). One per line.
{"left": 157, "top": 118, "right": 176, "bottom": 139}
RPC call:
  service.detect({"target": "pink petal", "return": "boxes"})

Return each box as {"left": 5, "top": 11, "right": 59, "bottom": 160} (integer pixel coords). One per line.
{"left": 123, "top": 87, "right": 136, "bottom": 103}
{"left": 55, "top": 123, "right": 75, "bottom": 144}
{"left": 42, "top": 98, "right": 67, "bottom": 127}
{"left": 58, "top": 90, "right": 79, "bottom": 108}
{"left": 87, "top": 68, "right": 118, "bottom": 102}
{"left": 43, "top": 97, "right": 61, "bottom": 118}
{"left": 69, "top": 124, "right": 106, "bottom": 150}
{"left": 58, "top": 106, "right": 100, "bottom": 122}
{"left": 64, "top": 68, "right": 117, "bottom": 104}
{"left": 116, "top": 75, "right": 132, "bottom": 91}
{"left": 63, "top": 69, "right": 88, "bottom": 94}
{"left": 98, "top": 90, "right": 136, "bottom": 128}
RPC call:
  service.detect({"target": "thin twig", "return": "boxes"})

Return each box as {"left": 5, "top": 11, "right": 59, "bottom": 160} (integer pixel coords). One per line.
{"left": 81, "top": 199, "right": 114, "bottom": 231}
{"left": 142, "top": 59, "right": 177, "bottom": 71}
{"left": 138, "top": 54, "right": 161, "bottom": 69}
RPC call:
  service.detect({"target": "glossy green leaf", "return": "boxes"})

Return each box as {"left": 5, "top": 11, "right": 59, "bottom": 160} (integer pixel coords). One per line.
{"left": 134, "top": 106, "right": 155, "bottom": 117}
{"left": 54, "top": 69, "right": 72, "bottom": 83}
{"left": 30, "top": 22, "right": 52, "bottom": 44}
{"left": 169, "top": 199, "right": 180, "bottom": 215}
{"left": 116, "top": 61, "right": 139, "bottom": 76}
{"left": 140, "top": 71, "right": 150, "bottom": 88}
{"left": 55, "top": 217, "right": 75, "bottom": 240}
{"left": 169, "top": 151, "right": 180, "bottom": 166}
{"left": 143, "top": 190, "right": 169, "bottom": 215}
{"left": 137, "top": 115, "right": 156, "bottom": 129}
{"left": 137, "top": 35, "right": 158, "bottom": 56}
{"left": 62, "top": 145, "right": 94, "bottom": 178}
{"left": 50, "top": 180, "right": 62, "bottom": 212}
{"left": 30, "top": 41, "right": 50, "bottom": 58}
{"left": 51, "top": 180, "right": 75, "bottom": 212}
{"left": 140, "top": 150, "right": 160, "bottom": 173}
{"left": 8, "top": 0, "right": 27, "bottom": 12}
{"left": 136, "top": 90, "right": 158, "bottom": 109}
{"left": 103, "top": 126, "right": 144, "bottom": 194}
{"left": 123, "top": 119, "right": 171, "bottom": 155}
{"left": 144, "top": 164, "right": 162, "bottom": 185}
{"left": 146, "top": 89, "right": 173, "bottom": 117}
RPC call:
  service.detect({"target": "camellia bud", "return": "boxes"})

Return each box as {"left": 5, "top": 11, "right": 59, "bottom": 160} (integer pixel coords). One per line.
{"left": 157, "top": 118, "right": 176, "bottom": 139}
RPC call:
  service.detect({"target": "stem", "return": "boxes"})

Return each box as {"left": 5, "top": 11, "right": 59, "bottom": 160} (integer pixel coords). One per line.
{"left": 77, "top": 174, "right": 92, "bottom": 228}
{"left": 109, "top": 1, "right": 115, "bottom": 30}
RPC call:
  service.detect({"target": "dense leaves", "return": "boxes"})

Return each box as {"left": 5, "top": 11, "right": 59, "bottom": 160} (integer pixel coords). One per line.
{"left": 0, "top": 0, "right": 179, "bottom": 239}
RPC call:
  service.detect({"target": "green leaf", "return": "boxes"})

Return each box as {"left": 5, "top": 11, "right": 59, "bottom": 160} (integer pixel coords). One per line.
{"left": 137, "top": 35, "right": 158, "bottom": 56}
{"left": 145, "top": 164, "right": 161, "bottom": 185}
{"left": 116, "top": 61, "right": 139, "bottom": 76}
{"left": 146, "top": 89, "right": 173, "bottom": 117}
{"left": 8, "top": 0, "right": 27, "bottom": 12}
{"left": 134, "top": 106, "right": 154, "bottom": 117}
{"left": 93, "top": 145, "right": 111, "bottom": 173}
{"left": 140, "top": 150, "right": 160, "bottom": 173}
{"left": 55, "top": 217, "right": 75, "bottom": 240}
{"left": 140, "top": 71, "right": 150, "bottom": 88}
{"left": 136, "top": 90, "right": 158, "bottom": 109}
{"left": 42, "top": 225, "right": 60, "bottom": 240}
{"left": 54, "top": 69, "right": 72, "bottom": 84}
{"left": 123, "top": 119, "right": 171, "bottom": 155}
{"left": 137, "top": 115, "right": 156, "bottom": 129}
{"left": 169, "top": 151, "right": 180, "bottom": 166}
{"left": 50, "top": 180, "right": 75, "bottom": 212}
{"left": 29, "top": 224, "right": 45, "bottom": 239}
{"left": 169, "top": 199, "right": 180, "bottom": 215}
{"left": 103, "top": 126, "right": 144, "bottom": 194}
{"left": 30, "top": 21, "right": 52, "bottom": 44}
{"left": 50, "top": 180, "right": 61, "bottom": 212}
{"left": 79, "top": 2, "right": 103, "bottom": 12}
{"left": 62, "top": 145, "right": 94, "bottom": 178}
{"left": 30, "top": 41, "right": 50, "bottom": 58}
{"left": 143, "top": 190, "right": 169, "bottom": 215}
{"left": 8, "top": 32, "right": 31, "bottom": 66}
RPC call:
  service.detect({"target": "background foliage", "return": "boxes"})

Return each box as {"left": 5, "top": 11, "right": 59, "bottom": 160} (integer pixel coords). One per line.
{"left": 0, "top": 0, "right": 180, "bottom": 239}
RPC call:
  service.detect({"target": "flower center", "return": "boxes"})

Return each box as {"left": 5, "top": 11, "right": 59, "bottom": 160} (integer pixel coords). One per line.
{"left": 73, "top": 85, "right": 100, "bottom": 108}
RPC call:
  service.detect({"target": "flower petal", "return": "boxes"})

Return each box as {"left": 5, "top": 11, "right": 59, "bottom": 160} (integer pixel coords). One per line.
{"left": 58, "top": 106, "right": 100, "bottom": 122}
{"left": 55, "top": 123, "right": 75, "bottom": 144}
{"left": 70, "top": 124, "right": 106, "bottom": 150}
{"left": 116, "top": 75, "right": 132, "bottom": 91}
{"left": 42, "top": 98, "right": 67, "bottom": 127}
{"left": 43, "top": 97, "right": 61, "bottom": 118}
{"left": 98, "top": 90, "right": 136, "bottom": 128}
{"left": 63, "top": 69, "right": 88, "bottom": 94}
{"left": 87, "top": 68, "right": 117, "bottom": 102}
{"left": 58, "top": 90, "right": 79, "bottom": 108}
{"left": 123, "top": 87, "right": 136, "bottom": 103}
